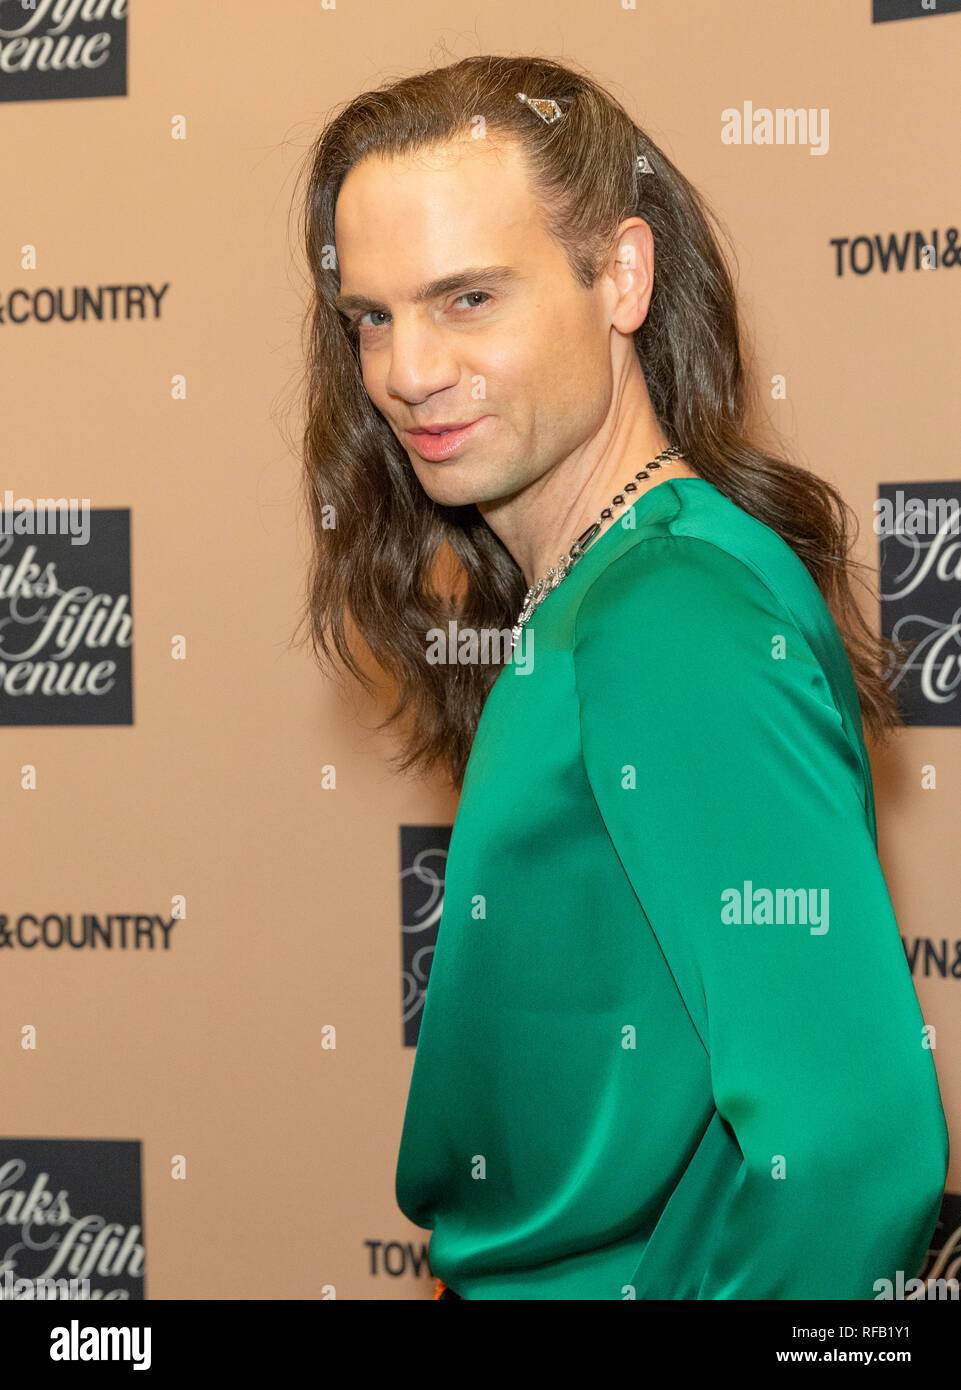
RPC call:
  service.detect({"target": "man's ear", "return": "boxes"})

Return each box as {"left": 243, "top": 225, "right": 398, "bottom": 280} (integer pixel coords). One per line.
{"left": 607, "top": 219, "right": 655, "bottom": 336}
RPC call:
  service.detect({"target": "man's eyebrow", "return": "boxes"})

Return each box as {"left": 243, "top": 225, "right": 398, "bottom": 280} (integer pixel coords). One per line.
{"left": 333, "top": 265, "right": 521, "bottom": 316}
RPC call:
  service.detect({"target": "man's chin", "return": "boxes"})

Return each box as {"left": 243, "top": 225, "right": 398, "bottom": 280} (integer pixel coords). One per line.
{"left": 407, "top": 462, "right": 491, "bottom": 510}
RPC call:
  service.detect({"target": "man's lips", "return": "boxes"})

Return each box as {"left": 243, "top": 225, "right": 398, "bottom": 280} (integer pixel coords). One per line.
{"left": 404, "top": 416, "right": 490, "bottom": 460}
{"left": 407, "top": 421, "right": 478, "bottom": 435}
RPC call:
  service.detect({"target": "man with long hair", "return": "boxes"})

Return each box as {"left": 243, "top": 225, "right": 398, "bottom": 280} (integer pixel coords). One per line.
{"left": 297, "top": 55, "right": 948, "bottom": 1300}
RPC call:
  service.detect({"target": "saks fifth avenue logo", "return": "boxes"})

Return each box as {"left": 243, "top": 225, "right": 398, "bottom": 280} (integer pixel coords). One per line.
{"left": 0, "top": 1141, "right": 145, "bottom": 1299}
{"left": 0, "top": 508, "right": 132, "bottom": 724}
{"left": 873, "top": 0, "right": 961, "bottom": 22}
{"left": 0, "top": 0, "right": 127, "bottom": 105}
{"left": 400, "top": 826, "right": 451, "bottom": 1047}
{"left": 909, "top": 1192, "right": 961, "bottom": 1299}
{"left": 879, "top": 482, "right": 961, "bottom": 724}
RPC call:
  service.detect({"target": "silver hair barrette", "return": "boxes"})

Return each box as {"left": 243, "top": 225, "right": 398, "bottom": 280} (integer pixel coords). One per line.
{"left": 514, "top": 93, "right": 653, "bottom": 175}
{"left": 515, "top": 92, "right": 564, "bottom": 124}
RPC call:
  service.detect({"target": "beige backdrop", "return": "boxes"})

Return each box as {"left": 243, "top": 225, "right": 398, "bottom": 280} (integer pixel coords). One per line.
{"left": 2, "top": 0, "right": 959, "bottom": 1299}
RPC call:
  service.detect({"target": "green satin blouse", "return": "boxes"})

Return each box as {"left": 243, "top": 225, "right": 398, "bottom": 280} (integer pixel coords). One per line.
{"left": 394, "top": 475, "right": 949, "bottom": 1299}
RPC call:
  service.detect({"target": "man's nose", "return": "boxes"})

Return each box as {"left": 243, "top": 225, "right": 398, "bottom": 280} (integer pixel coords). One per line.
{"left": 385, "top": 317, "right": 459, "bottom": 401}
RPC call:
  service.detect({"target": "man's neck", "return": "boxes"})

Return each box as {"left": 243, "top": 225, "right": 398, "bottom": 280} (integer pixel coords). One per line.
{"left": 476, "top": 376, "right": 686, "bottom": 590}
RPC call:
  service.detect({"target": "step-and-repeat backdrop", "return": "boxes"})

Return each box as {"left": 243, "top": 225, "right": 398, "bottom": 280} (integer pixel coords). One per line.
{"left": 1, "top": 0, "right": 958, "bottom": 1300}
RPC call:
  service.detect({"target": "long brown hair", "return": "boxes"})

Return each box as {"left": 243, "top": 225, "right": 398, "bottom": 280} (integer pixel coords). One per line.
{"left": 294, "top": 54, "right": 909, "bottom": 792}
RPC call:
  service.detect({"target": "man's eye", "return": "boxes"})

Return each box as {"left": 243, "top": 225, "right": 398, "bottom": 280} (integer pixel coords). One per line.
{"left": 355, "top": 292, "right": 492, "bottom": 331}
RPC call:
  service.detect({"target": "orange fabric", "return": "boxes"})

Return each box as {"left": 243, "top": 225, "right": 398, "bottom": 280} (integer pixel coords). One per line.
{"left": 433, "top": 1279, "right": 447, "bottom": 1299}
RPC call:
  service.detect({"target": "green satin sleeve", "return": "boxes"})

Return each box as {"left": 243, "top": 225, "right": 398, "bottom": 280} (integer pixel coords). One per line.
{"left": 572, "top": 535, "right": 950, "bottom": 1300}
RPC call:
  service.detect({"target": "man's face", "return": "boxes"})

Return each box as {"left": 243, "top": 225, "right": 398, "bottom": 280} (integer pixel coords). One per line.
{"left": 333, "top": 135, "right": 615, "bottom": 509}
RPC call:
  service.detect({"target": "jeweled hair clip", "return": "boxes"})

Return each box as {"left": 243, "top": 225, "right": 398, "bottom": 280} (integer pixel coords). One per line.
{"left": 515, "top": 92, "right": 564, "bottom": 124}
{"left": 514, "top": 93, "right": 653, "bottom": 177}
